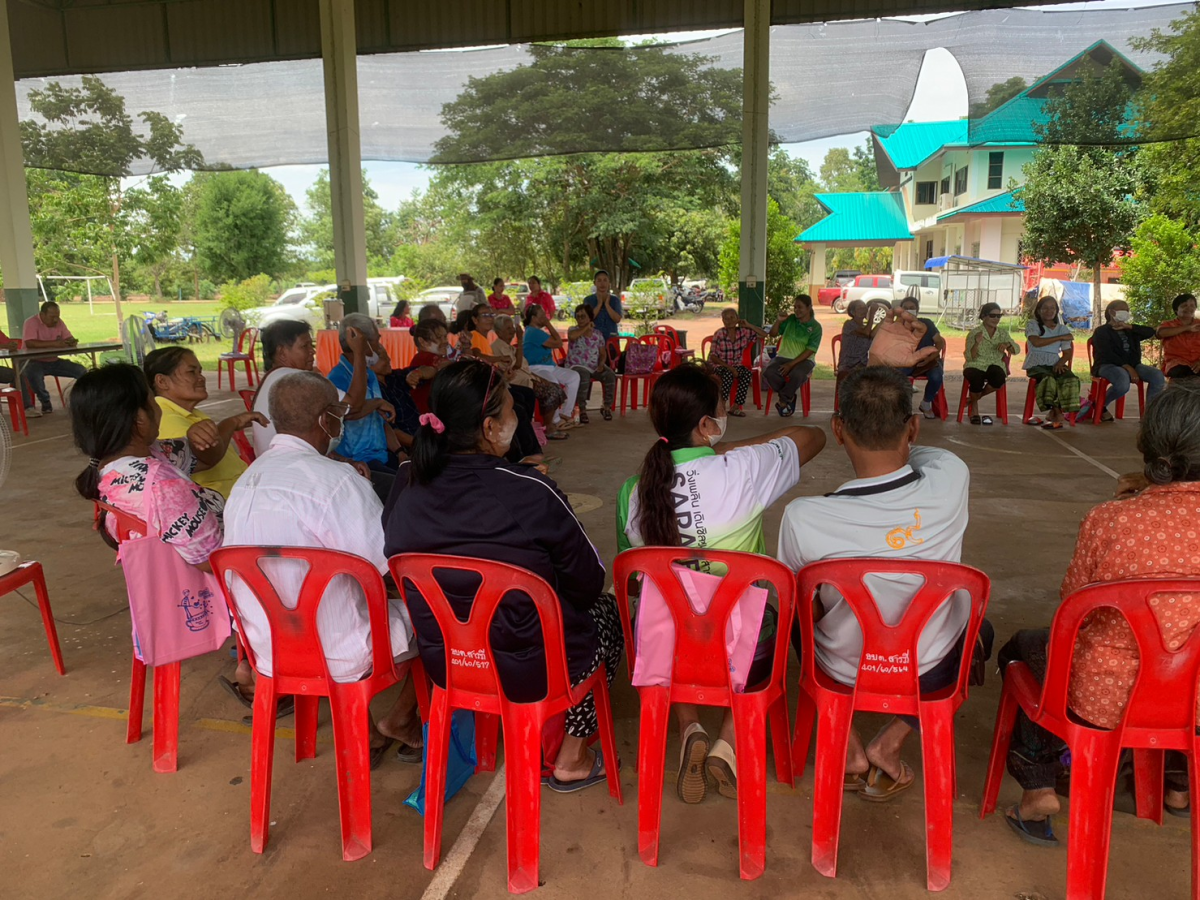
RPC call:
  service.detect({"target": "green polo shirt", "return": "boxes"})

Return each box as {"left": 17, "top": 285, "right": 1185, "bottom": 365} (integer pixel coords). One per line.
{"left": 777, "top": 315, "right": 822, "bottom": 359}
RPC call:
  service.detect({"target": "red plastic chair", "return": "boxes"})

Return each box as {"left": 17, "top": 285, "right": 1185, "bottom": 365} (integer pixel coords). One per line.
{"left": 97, "top": 501, "right": 183, "bottom": 773}
{"left": 763, "top": 377, "right": 811, "bottom": 418}
{"left": 792, "top": 558, "right": 990, "bottom": 892}
{"left": 388, "top": 553, "right": 623, "bottom": 894}
{"left": 232, "top": 430, "right": 256, "bottom": 465}
{"left": 238, "top": 388, "right": 256, "bottom": 412}
{"left": 209, "top": 545, "right": 403, "bottom": 861}
{"left": 957, "top": 351, "right": 1011, "bottom": 425}
{"left": 608, "top": 335, "right": 663, "bottom": 416}
{"left": 701, "top": 335, "right": 762, "bottom": 411}
{"left": 980, "top": 578, "right": 1200, "bottom": 900}
{"left": 1, "top": 387, "right": 28, "bottom": 436}
{"left": 613, "top": 548, "right": 795, "bottom": 880}
{"left": 911, "top": 344, "right": 949, "bottom": 421}
{"left": 653, "top": 324, "right": 694, "bottom": 368}
{"left": 1, "top": 561, "right": 66, "bottom": 675}
{"left": 218, "top": 327, "right": 260, "bottom": 391}
{"left": 1084, "top": 335, "right": 1145, "bottom": 424}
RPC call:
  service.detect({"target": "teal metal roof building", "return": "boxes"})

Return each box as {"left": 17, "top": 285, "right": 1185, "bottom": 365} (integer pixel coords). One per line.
{"left": 798, "top": 193, "right": 913, "bottom": 246}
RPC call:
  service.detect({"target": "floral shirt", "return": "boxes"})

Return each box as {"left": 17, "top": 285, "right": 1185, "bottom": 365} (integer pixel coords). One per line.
{"left": 710, "top": 327, "right": 756, "bottom": 367}
{"left": 565, "top": 328, "right": 606, "bottom": 371}
{"left": 964, "top": 325, "right": 1019, "bottom": 373}
{"left": 98, "top": 440, "right": 225, "bottom": 566}
{"left": 1062, "top": 482, "right": 1200, "bottom": 729}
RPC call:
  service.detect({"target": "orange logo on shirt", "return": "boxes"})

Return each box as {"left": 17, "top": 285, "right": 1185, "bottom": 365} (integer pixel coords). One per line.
{"left": 886, "top": 510, "right": 925, "bottom": 549}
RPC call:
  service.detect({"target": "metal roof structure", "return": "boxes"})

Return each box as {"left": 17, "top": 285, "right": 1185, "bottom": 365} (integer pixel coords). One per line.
{"left": 796, "top": 192, "right": 912, "bottom": 247}
{"left": 937, "top": 189, "right": 1024, "bottom": 221}
{"left": 874, "top": 120, "right": 969, "bottom": 171}
{"left": 8, "top": 0, "right": 1085, "bottom": 79}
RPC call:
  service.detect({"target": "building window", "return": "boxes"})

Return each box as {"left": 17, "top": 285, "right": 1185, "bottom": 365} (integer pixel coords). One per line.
{"left": 925, "top": 239, "right": 934, "bottom": 261}
{"left": 940, "top": 176, "right": 950, "bottom": 196}
{"left": 988, "top": 152, "right": 1004, "bottom": 190}
{"left": 954, "top": 166, "right": 969, "bottom": 195}
{"left": 915, "top": 181, "right": 937, "bottom": 205}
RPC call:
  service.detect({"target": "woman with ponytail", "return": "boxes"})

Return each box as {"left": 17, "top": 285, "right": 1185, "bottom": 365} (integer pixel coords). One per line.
{"left": 617, "top": 364, "right": 826, "bottom": 804}
{"left": 383, "top": 359, "right": 623, "bottom": 792}
{"left": 998, "top": 382, "right": 1200, "bottom": 845}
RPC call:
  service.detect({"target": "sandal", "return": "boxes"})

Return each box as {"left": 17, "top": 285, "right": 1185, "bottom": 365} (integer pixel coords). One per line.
{"left": 1025, "top": 417, "right": 1044, "bottom": 426}
{"left": 979, "top": 415, "right": 993, "bottom": 426}
{"left": 545, "top": 431, "right": 569, "bottom": 441}
{"left": 969, "top": 415, "right": 983, "bottom": 426}
{"left": 844, "top": 772, "right": 868, "bottom": 792}
{"left": 395, "top": 742, "right": 423, "bottom": 765}
{"left": 705, "top": 738, "right": 737, "bottom": 800}
{"left": 369, "top": 738, "right": 394, "bottom": 771}
{"left": 859, "top": 762, "right": 915, "bottom": 803}
{"left": 677, "top": 723, "right": 710, "bottom": 804}
{"left": 1166, "top": 802, "right": 1191, "bottom": 819}
{"left": 547, "top": 748, "right": 607, "bottom": 794}
{"left": 729, "top": 406, "right": 747, "bottom": 418}
{"left": 239, "top": 695, "right": 296, "bottom": 725}
{"left": 1005, "top": 805, "right": 1059, "bottom": 847}
{"left": 601, "top": 408, "right": 612, "bottom": 421}
{"left": 218, "top": 675, "right": 254, "bottom": 710}
{"left": 578, "top": 410, "right": 590, "bottom": 424}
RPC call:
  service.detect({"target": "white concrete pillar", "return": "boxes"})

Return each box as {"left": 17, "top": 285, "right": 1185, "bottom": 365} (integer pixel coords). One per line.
{"left": 807, "top": 242, "right": 826, "bottom": 296}
{"left": 737, "top": 0, "right": 770, "bottom": 326}
{"left": 319, "top": 0, "right": 368, "bottom": 315}
{"left": 0, "top": 0, "right": 38, "bottom": 335}
{"left": 979, "top": 217, "right": 1003, "bottom": 261}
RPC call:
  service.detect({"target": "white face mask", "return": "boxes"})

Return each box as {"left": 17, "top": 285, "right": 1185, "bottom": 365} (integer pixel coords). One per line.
{"left": 365, "top": 351, "right": 380, "bottom": 367}
{"left": 487, "top": 415, "right": 516, "bottom": 453}
{"left": 707, "top": 415, "right": 728, "bottom": 447}
{"left": 320, "top": 411, "right": 345, "bottom": 456}
{"left": 1114, "top": 310, "right": 1132, "bottom": 323}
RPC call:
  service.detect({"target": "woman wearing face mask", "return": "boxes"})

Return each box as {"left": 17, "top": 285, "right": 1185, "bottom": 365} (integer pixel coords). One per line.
{"left": 1084, "top": 300, "right": 1166, "bottom": 422}
{"left": 383, "top": 360, "right": 622, "bottom": 792}
{"left": 616, "top": 365, "right": 826, "bottom": 803}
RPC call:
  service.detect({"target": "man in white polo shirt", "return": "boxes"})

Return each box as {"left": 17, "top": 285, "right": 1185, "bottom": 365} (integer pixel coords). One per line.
{"left": 779, "top": 365, "right": 974, "bottom": 802}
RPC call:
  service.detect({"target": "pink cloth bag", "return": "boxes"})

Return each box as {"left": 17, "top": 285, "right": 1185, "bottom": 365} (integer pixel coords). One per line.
{"left": 117, "top": 460, "right": 231, "bottom": 666}
{"left": 632, "top": 563, "right": 768, "bottom": 693}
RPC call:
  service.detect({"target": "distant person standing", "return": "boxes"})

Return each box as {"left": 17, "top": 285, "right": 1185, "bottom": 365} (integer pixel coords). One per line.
{"left": 488, "top": 278, "right": 515, "bottom": 311}
{"left": 584, "top": 270, "right": 624, "bottom": 345}
{"left": 524, "top": 276, "right": 557, "bottom": 319}
{"left": 22, "top": 301, "right": 87, "bottom": 414}
{"left": 764, "top": 294, "right": 821, "bottom": 417}
{"left": 455, "top": 273, "right": 487, "bottom": 313}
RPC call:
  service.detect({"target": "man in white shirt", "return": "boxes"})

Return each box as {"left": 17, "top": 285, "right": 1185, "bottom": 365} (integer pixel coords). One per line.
{"left": 225, "top": 370, "right": 422, "bottom": 764}
{"left": 455, "top": 273, "right": 487, "bottom": 313}
{"left": 778, "top": 366, "right": 973, "bottom": 801}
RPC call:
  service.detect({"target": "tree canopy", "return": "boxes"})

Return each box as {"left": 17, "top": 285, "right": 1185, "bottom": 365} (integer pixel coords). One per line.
{"left": 192, "top": 170, "right": 295, "bottom": 283}
{"left": 968, "top": 76, "right": 1028, "bottom": 120}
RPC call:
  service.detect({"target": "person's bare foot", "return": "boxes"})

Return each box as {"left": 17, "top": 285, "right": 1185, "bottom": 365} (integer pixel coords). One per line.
{"left": 553, "top": 746, "right": 602, "bottom": 783}
{"left": 846, "top": 741, "right": 870, "bottom": 778}
{"left": 376, "top": 716, "right": 423, "bottom": 749}
{"left": 864, "top": 721, "right": 914, "bottom": 787}
{"left": 1010, "top": 787, "right": 1060, "bottom": 822}
{"left": 1166, "top": 788, "right": 1189, "bottom": 812}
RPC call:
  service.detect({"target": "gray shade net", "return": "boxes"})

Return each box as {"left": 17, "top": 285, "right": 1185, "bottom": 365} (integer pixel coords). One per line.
{"left": 14, "top": 4, "right": 1192, "bottom": 176}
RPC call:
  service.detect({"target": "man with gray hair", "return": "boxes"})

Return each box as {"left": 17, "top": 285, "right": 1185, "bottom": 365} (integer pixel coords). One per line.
{"left": 224, "top": 370, "right": 424, "bottom": 765}
{"left": 327, "top": 314, "right": 403, "bottom": 494}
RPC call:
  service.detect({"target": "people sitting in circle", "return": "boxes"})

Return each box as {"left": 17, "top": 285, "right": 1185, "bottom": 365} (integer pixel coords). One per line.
{"left": 0, "top": 324, "right": 36, "bottom": 416}
{"left": 522, "top": 303, "right": 581, "bottom": 431}
{"left": 764, "top": 293, "right": 821, "bottom": 417}
{"left": 455, "top": 272, "right": 487, "bottom": 313}
{"left": 388, "top": 299, "right": 413, "bottom": 329}
{"left": 491, "top": 313, "right": 571, "bottom": 445}
{"left": 963, "top": 302, "right": 1021, "bottom": 426}
{"left": 22, "top": 300, "right": 87, "bottom": 414}
{"left": 405, "top": 320, "right": 452, "bottom": 415}
{"left": 1086, "top": 299, "right": 1166, "bottom": 422}
{"left": 71, "top": 362, "right": 259, "bottom": 708}
{"left": 997, "top": 382, "right": 1200, "bottom": 846}
{"left": 488, "top": 277, "right": 514, "bottom": 311}
{"left": 383, "top": 359, "right": 622, "bottom": 793}
{"left": 325, "top": 314, "right": 404, "bottom": 501}
{"left": 225, "top": 370, "right": 424, "bottom": 766}
{"left": 1157, "top": 292, "right": 1200, "bottom": 380}
{"left": 708, "top": 307, "right": 769, "bottom": 418}
{"left": 566, "top": 303, "right": 618, "bottom": 422}
{"left": 779, "top": 366, "right": 987, "bottom": 802}
{"left": 524, "top": 275, "right": 556, "bottom": 319}
{"left": 618, "top": 365, "right": 826, "bottom": 803}
{"left": 1024, "top": 295, "right": 1081, "bottom": 429}
{"left": 898, "top": 293, "right": 947, "bottom": 420}
{"left": 583, "top": 270, "right": 623, "bottom": 345}
{"left": 144, "top": 347, "right": 266, "bottom": 500}
{"left": 837, "top": 300, "right": 875, "bottom": 384}
{"left": 451, "top": 303, "right": 509, "bottom": 369}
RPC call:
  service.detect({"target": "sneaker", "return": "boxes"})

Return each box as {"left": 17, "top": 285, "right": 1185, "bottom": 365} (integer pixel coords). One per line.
{"left": 919, "top": 400, "right": 932, "bottom": 412}
{"left": 1100, "top": 409, "right": 1115, "bottom": 423}
{"left": 24, "top": 406, "right": 42, "bottom": 418}
{"left": 677, "top": 723, "right": 710, "bottom": 804}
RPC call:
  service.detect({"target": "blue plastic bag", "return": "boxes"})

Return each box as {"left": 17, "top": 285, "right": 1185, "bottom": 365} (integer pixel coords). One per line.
{"left": 404, "top": 710, "right": 478, "bottom": 815}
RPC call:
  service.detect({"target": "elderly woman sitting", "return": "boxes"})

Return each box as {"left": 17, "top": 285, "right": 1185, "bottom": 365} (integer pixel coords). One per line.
{"left": 566, "top": 303, "right": 617, "bottom": 422}
{"left": 997, "top": 382, "right": 1200, "bottom": 846}
{"left": 491, "top": 313, "right": 571, "bottom": 442}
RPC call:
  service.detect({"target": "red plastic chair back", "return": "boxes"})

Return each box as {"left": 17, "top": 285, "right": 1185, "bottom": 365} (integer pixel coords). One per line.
{"left": 232, "top": 431, "right": 256, "bottom": 464}
{"left": 653, "top": 324, "right": 680, "bottom": 351}
{"left": 701, "top": 334, "right": 713, "bottom": 360}
{"left": 796, "top": 558, "right": 989, "bottom": 711}
{"left": 239, "top": 388, "right": 256, "bottom": 411}
{"left": 830, "top": 332, "right": 842, "bottom": 370}
{"left": 210, "top": 546, "right": 398, "bottom": 694}
{"left": 96, "top": 501, "right": 148, "bottom": 542}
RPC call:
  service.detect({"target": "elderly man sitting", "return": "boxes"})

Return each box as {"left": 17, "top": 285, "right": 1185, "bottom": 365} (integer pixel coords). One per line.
{"left": 22, "top": 300, "right": 88, "bottom": 414}
{"left": 224, "top": 370, "right": 423, "bottom": 765}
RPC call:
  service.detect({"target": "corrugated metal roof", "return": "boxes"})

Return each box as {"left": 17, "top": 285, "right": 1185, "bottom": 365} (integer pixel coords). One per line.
{"left": 874, "top": 120, "right": 968, "bottom": 171}
{"left": 937, "top": 189, "right": 1024, "bottom": 220}
{"left": 796, "top": 192, "right": 913, "bottom": 245}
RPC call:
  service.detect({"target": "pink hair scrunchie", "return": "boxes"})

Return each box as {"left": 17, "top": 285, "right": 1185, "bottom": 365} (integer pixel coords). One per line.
{"left": 419, "top": 412, "right": 445, "bottom": 434}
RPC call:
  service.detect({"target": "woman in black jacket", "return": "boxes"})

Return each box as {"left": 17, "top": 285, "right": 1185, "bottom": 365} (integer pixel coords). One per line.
{"left": 383, "top": 359, "right": 621, "bottom": 793}
{"left": 1088, "top": 300, "right": 1166, "bottom": 422}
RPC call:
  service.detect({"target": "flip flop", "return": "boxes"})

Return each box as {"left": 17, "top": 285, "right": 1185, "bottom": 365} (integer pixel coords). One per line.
{"left": 545, "top": 431, "right": 569, "bottom": 441}
{"left": 239, "top": 695, "right": 296, "bottom": 725}
{"left": 705, "top": 738, "right": 737, "bottom": 800}
{"left": 546, "top": 748, "right": 607, "bottom": 794}
{"left": 395, "top": 742, "right": 423, "bottom": 765}
{"left": 1025, "top": 417, "right": 1044, "bottom": 426}
{"left": 980, "top": 415, "right": 994, "bottom": 426}
{"left": 844, "top": 772, "right": 868, "bottom": 792}
{"left": 600, "top": 408, "right": 612, "bottom": 421}
{"left": 1005, "top": 805, "right": 1059, "bottom": 847}
{"left": 1049, "top": 421, "right": 1064, "bottom": 430}
{"left": 729, "top": 407, "right": 747, "bottom": 418}
{"left": 1166, "top": 802, "right": 1191, "bottom": 819}
{"left": 859, "top": 762, "right": 915, "bottom": 803}
{"left": 970, "top": 415, "right": 983, "bottom": 425}
{"left": 218, "top": 675, "right": 254, "bottom": 710}
{"left": 677, "top": 723, "right": 710, "bottom": 804}
{"left": 370, "top": 738, "right": 395, "bottom": 771}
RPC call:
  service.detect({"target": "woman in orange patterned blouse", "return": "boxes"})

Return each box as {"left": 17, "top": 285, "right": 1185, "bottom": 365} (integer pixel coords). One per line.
{"left": 998, "top": 382, "right": 1200, "bottom": 847}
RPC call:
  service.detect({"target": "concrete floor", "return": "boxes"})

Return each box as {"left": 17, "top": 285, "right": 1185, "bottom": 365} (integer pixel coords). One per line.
{"left": 1, "top": 359, "right": 1193, "bottom": 900}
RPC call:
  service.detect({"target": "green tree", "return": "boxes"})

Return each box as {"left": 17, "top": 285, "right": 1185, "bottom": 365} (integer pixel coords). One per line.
{"left": 20, "top": 76, "right": 202, "bottom": 324}
{"left": 192, "top": 170, "right": 295, "bottom": 283}
{"left": 123, "top": 176, "right": 183, "bottom": 301}
{"left": 1019, "top": 61, "right": 1142, "bottom": 322}
{"left": 299, "top": 168, "right": 396, "bottom": 271}
{"left": 852, "top": 140, "right": 881, "bottom": 192}
{"left": 968, "top": 76, "right": 1028, "bottom": 119}
{"left": 718, "top": 198, "right": 801, "bottom": 321}
{"left": 1120, "top": 214, "right": 1200, "bottom": 323}
{"left": 819, "top": 147, "right": 866, "bottom": 193}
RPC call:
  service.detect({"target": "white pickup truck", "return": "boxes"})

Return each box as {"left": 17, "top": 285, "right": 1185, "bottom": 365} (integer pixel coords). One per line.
{"left": 834, "top": 271, "right": 942, "bottom": 313}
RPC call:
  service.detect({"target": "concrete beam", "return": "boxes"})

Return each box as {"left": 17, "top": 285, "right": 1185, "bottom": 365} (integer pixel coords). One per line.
{"left": 0, "top": 0, "right": 38, "bottom": 335}
{"left": 737, "top": 0, "right": 769, "bottom": 327}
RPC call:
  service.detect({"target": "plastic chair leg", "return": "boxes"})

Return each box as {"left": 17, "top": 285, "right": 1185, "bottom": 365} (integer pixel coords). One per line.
{"left": 980, "top": 679, "right": 1020, "bottom": 818}
{"left": 410, "top": 659, "right": 431, "bottom": 723}
{"left": 1133, "top": 749, "right": 1165, "bottom": 826}
{"left": 475, "top": 712, "right": 500, "bottom": 773}
{"left": 28, "top": 565, "right": 65, "bottom": 675}
{"left": 294, "top": 694, "right": 319, "bottom": 762}
{"left": 1188, "top": 744, "right": 1200, "bottom": 900}
{"left": 619, "top": 378, "right": 629, "bottom": 417}
{"left": 996, "top": 384, "right": 1010, "bottom": 425}
{"left": 249, "top": 679, "right": 278, "bottom": 854}
{"left": 811, "top": 696, "right": 856, "bottom": 878}
{"left": 955, "top": 381, "right": 969, "bottom": 424}
{"left": 1065, "top": 733, "right": 1123, "bottom": 900}
{"left": 919, "top": 705, "right": 957, "bottom": 891}
{"left": 501, "top": 705, "right": 545, "bottom": 894}
{"left": 768, "top": 694, "right": 793, "bottom": 787}
{"left": 127, "top": 653, "right": 147, "bottom": 744}
{"left": 635, "top": 685, "right": 671, "bottom": 867}
{"left": 731, "top": 698, "right": 769, "bottom": 881}
{"left": 217, "top": 362, "right": 223, "bottom": 390}
{"left": 152, "top": 661, "right": 181, "bottom": 773}
{"left": 328, "top": 685, "right": 375, "bottom": 862}
{"left": 592, "top": 672, "right": 624, "bottom": 803}
{"left": 422, "top": 689, "right": 452, "bottom": 871}
{"left": 791, "top": 691, "right": 816, "bottom": 780}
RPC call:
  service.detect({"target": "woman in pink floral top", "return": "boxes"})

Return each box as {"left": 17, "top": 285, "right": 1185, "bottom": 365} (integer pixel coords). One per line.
{"left": 707, "top": 307, "right": 769, "bottom": 416}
